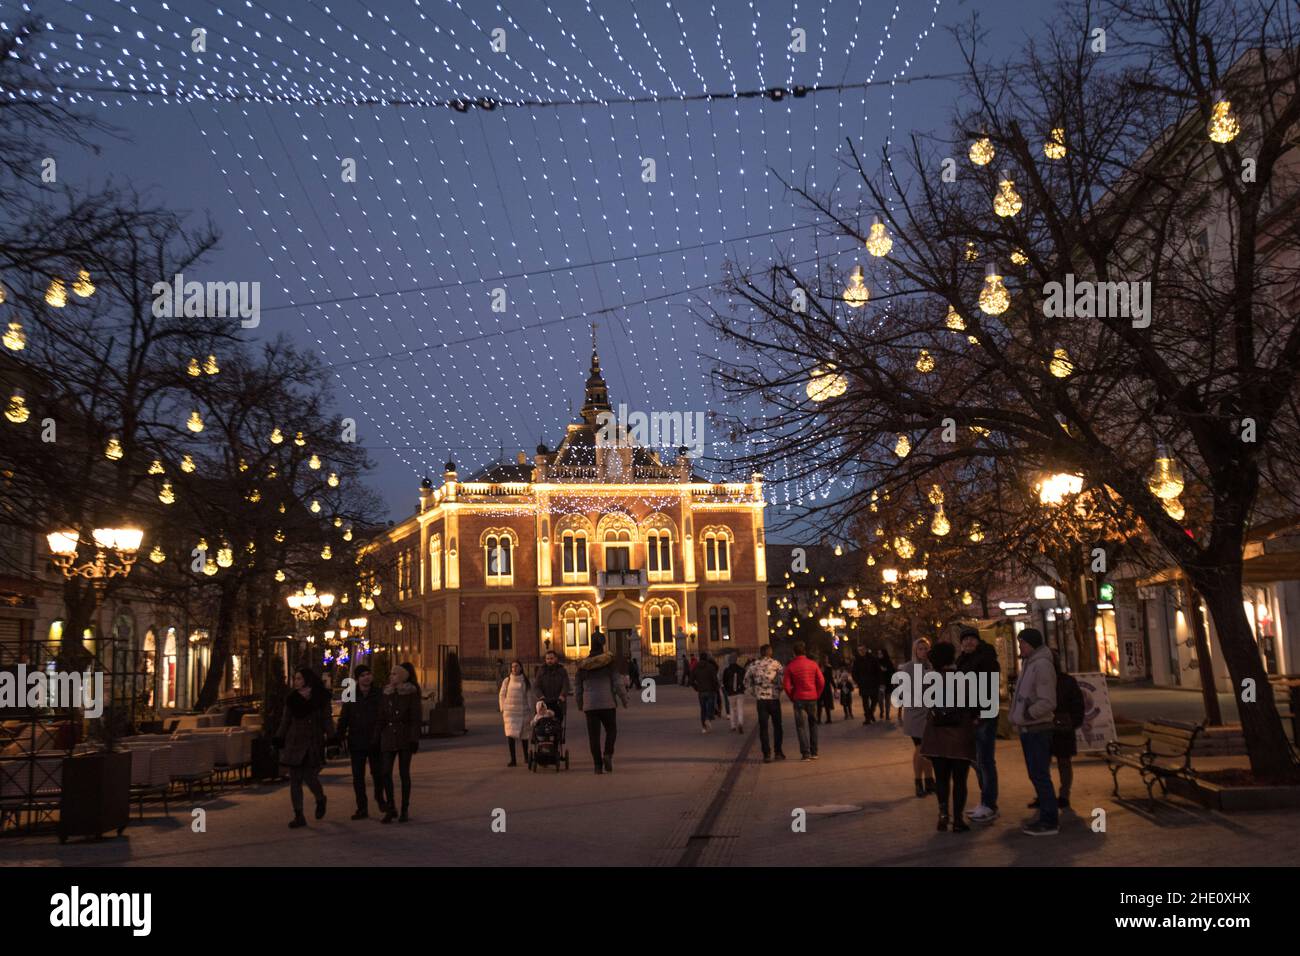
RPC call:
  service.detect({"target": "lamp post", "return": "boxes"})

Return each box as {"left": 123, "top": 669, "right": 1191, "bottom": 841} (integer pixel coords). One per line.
{"left": 286, "top": 582, "right": 335, "bottom": 665}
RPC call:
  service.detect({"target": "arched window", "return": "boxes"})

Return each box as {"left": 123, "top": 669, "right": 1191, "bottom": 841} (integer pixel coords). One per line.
{"left": 483, "top": 531, "right": 515, "bottom": 585}
{"left": 645, "top": 602, "right": 677, "bottom": 655}
{"left": 702, "top": 528, "right": 733, "bottom": 581}
{"left": 487, "top": 611, "right": 514, "bottom": 652}
{"left": 429, "top": 534, "right": 442, "bottom": 590}
{"left": 562, "top": 530, "right": 588, "bottom": 581}
{"left": 604, "top": 528, "right": 632, "bottom": 572}
{"left": 646, "top": 530, "right": 673, "bottom": 580}
{"left": 562, "top": 604, "right": 593, "bottom": 650}
{"left": 707, "top": 605, "right": 732, "bottom": 643}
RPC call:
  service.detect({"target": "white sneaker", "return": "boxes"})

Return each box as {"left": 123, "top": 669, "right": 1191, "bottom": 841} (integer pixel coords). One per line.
{"left": 701, "top": 726, "right": 709, "bottom": 734}
{"left": 968, "top": 804, "right": 994, "bottom": 822}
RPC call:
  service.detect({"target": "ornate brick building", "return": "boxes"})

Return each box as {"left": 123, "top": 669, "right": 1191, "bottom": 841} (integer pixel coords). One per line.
{"left": 372, "top": 344, "right": 768, "bottom": 689}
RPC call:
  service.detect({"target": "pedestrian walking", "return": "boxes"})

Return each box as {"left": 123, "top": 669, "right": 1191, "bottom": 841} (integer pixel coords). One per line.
{"left": 1009, "top": 629, "right": 1059, "bottom": 836}
{"left": 499, "top": 660, "right": 532, "bottom": 767}
{"left": 628, "top": 656, "right": 641, "bottom": 692}
{"left": 575, "top": 630, "right": 627, "bottom": 773}
{"left": 956, "top": 626, "right": 1001, "bottom": 823}
{"left": 692, "top": 650, "right": 721, "bottom": 732}
{"left": 745, "top": 645, "right": 786, "bottom": 762}
{"left": 876, "top": 649, "right": 896, "bottom": 719}
{"left": 898, "top": 638, "right": 936, "bottom": 797}
{"left": 816, "top": 655, "right": 836, "bottom": 724}
{"left": 722, "top": 653, "right": 747, "bottom": 732}
{"left": 782, "top": 641, "right": 825, "bottom": 760}
{"left": 275, "top": 666, "right": 335, "bottom": 829}
{"left": 1031, "top": 650, "right": 1085, "bottom": 811}
{"left": 920, "top": 642, "right": 978, "bottom": 832}
{"left": 534, "top": 649, "right": 572, "bottom": 722}
{"left": 852, "top": 644, "right": 880, "bottom": 724}
{"left": 679, "top": 654, "right": 690, "bottom": 686}
{"left": 834, "top": 663, "right": 855, "bottom": 721}
{"left": 377, "top": 661, "right": 422, "bottom": 823}
{"left": 336, "top": 664, "right": 383, "bottom": 820}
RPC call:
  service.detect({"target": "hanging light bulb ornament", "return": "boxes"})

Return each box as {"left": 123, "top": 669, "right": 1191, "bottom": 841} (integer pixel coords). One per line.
{"left": 105, "top": 436, "right": 124, "bottom": 460}
{"left": 969, "top": 522, "right": 984, "bottom": 543}
{"left": 915, "top": 350, "right": 935, "bottom": 374}
{"left": 181, "top": 454, "right": 196, "bottom": 473}
{"left": 842, "top": 264, "right": 870, "bottom": 308}
{"left": 45, "top": 278, "right": 67, "bottom": 308}
{"left": 1010, "top": 248, "right": 1029, "bottom": 266}
{"left": 186, "top": 410, "right": 204, "bottom": 433}
{"left": 270, "top": 428, "right": 284, "bottom": 445}
{"left": 309, "top": 454, "right": 322, "bottom": 469}
{"left": 4, "top": 389, "right": 29, "bottom": 424}
{"left": 1207, "top": 93, "right": 1240, "bottom": 144}
{"left": 327, "top": 472, "right": 340, "bottom": 488}
{"left": 993, "top": 173, "right": 1023, "bottom": 217}
{"left": 321, "top": 545, "right": 333, "bottom": 560}
{"left": 149, "top": 545, "right": 166, "bottom": 564}
{"left": 4, "top": 319, "right": 27, "bottom": 351}
{"left": 217, "top": 541, "right": 234, "bottom": 568}
{"left": 294, "top": 431, "right": 306, "bottom": 446}
{"left": 204, "top": 354, "right": 219, "bottom": 375}
{"left": 158, "top": 480, "right": 176, "bottom": 505}
{"left": 1164, "top": 497, "right": 1186, "bottom": 521}
{"left": 979, "top": 264, "right": 1011, "bottom": 316}
{"left": 946, "top": 305, "right": 966, "bottom": 331}
{"left": 931, "top": 504, "right": 951, "bottom": 537}
{"left": 806, "top": 364, "right": 848, "bottom": 402}
{"left": 187, "top": 357, "right": 202, "bottom": 377}
{"left": 969, "top": 136, "right": 995, "bottom": 166}
{"left": 1043, "top": 127, "right": 1067, "bottom": 160}
{"left": 1147, "top": 447, "right": 1185, "bottom": 500}
{"left": 962, "top": 590, "right": 973, "bottom": 606}
{"left": 1049, "top": 347, "right": 1074, "bottom": 378}
{"left": 72, "top": 270, "right": 95, "bottom": 298}
{"left": 894, "top": 434, "right": 911, "bottom": 458}
{"left": 865, "top": 218, "right": 893, "bottom": 257}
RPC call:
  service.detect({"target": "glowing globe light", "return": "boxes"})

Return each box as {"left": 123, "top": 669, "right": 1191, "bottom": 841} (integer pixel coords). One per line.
{"left": 45, "top": 278, "right": 67, "bottom": 308}
{"left": 217, "top": 542, "right": 234, "bottom": 568}
{"left": 893, "top": 535, "right": 916, "bottom": 559}
{"left": 1148, "top": 451, "right": 1185, "bottom": 500}
{"left": 978, "top": 265, "right": 1011, "bottom": 316}
{"left": 1164, "top": 497, "right": 1186, "bottom": 521}
{"left": 186, "top": 410, "right": 204, "bottom": 433}
{"left": 148, "top": 459, "right": 165, "bottom": 475}
{"left": 969, "top": 137, "right": 995, "bottom": 166}
{"left": 188, "top": 357, "right": 202, "bottom": 377}
{"left": 1207, "top": 97, "right": 1240, "bottom": 144}
{"left": 327, "top": 471, "right": 340, "bottom": 488}
{"left": 882, "top": 568, "right": 899, "bottom": 584}
{"left": 931, "top": 505, "right": 950, "bottom": 537}
{"left": 321, "top": 545, "right": 333, "bottom": 560}
{"left": 72, "top": 270, "right": 95, "bottom": 298}
{"left": 842, "top": 264, "right": 870, "bottom": 308}
{"left": 158, "top": 480, "right": 176, "bottom": 505}
{"left": 969, "top": 522, "right": 984, "bottom": 543}
{"left": 915, "top": 349, "right": 935, "bottom": 374}
{"left": 993, "top": 176, "right": 1023, "bottom": 217}
{"left": 1049, "top": 347, "right": 1074, "bottom": 378}
{"left": 962, "top": 591, "right": 973, "bottom": 606}
{"left": 946, "top": 306, "right": 966, "bottom": 331}
{"left": 203, "top": 559, "right": 219, "bottom": 577}
{"left": 149, "top": 545, "right": 166, "bottom": 564}
{"left": 894, "top": 434, "right": 911, "bottom": 458}
{"left": 270, "top": 428, "right": 284, "bottom": 444}
{"left": 1037, "top": 472, "right": 1084, "bottom": 505}
{"left": 105, "top": 436, "right": 124, "bottom": 461}
{"left": 309, "top": 454, "right": 322, "bottom": 469}
{"left": 865, "top": 218, "right": 893, "bottom": 257}
{"left": 806, "top": 364, "right": 848, "bottom": 402}
{"left": 181, "top": 454, "right": 196, "bottom": 473}
{"left": 1043, "top": 127, "right": 1067, "bottom": 160}
{"left": 4, "top": 319, "right": 26, "bottom": 351}
{"left": 4, "top": 390, "right": 29, "bottom": 424}
{"left": 204, "top": 354, "right": 219, "bottom": 375}
{"left": 1010, "top": 248, "right": 1029, "bottom": 266}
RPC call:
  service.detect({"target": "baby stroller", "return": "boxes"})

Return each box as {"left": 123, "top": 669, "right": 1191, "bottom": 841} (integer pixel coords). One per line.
{"left": 528, "top": 703, "right": 569, "bottom": 772}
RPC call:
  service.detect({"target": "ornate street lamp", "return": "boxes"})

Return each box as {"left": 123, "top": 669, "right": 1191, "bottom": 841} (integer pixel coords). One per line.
{"left": 47, "top": 527, "right": 144, "bottom": 582}
{"left": 285, "top": 581, "right": 335, "bottom": 623}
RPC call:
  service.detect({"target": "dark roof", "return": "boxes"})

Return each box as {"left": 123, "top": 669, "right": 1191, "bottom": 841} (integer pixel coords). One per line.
{"left": 468, "top": 461, "right": 533, "bottom": 483}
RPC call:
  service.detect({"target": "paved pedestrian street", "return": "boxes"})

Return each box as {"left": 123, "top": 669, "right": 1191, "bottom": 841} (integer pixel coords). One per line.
{"left": 4, "top": 685, "right": 1296, "bottom": 868}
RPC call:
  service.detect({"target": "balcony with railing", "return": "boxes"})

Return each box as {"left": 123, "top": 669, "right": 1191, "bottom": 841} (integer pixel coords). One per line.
{"left": 597, "top": 568, "right": 648, "bottom": 601}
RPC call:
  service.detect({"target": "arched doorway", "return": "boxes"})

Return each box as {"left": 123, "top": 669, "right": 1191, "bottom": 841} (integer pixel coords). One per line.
{"left": 604, "top": 606, "right": 639, "bottom": 665}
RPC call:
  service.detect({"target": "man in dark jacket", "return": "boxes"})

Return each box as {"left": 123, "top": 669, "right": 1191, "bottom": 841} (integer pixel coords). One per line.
{"left": 576, "top": 631, "right": 628, "bottom": 774}
{"left": 691, "top": 651, "right": 721, "bottom": 732}
{"left": 852, "top": 644, "right": 881, "bottom": 725}
{"left": 956, "top": 626, "right": 1002, "bottom": 823}
{"left": 534, "top": 649, "right": 573, "bottom": 722}
{"left": 336, "top": 665, "right": 384, "bottom": 819}
{"left": 721, "top": 653, "right": 747, "bottom": 733}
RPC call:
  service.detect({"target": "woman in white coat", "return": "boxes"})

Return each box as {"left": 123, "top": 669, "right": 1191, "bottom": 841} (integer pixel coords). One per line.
{"left": 499, "top": 660, "right": 532, "bottom": 767}
{"left": 897, "top": 637, "right": 936, "bottom": 798}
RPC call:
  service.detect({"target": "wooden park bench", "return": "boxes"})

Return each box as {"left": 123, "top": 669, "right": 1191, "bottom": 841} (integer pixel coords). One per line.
{"left": 1105, "top": 718, "right": 1204, "bottom": 809}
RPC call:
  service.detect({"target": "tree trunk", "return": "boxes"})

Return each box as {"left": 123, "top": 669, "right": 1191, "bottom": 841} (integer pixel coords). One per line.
{"left": 195, "top": 582, "right": 238, "bottom": 711}
{"left": 1181, "top": 578, "right": 1223, "bottom": 727}
{"left": 1193, "top": 568, "right": 1297, "bottom": 779}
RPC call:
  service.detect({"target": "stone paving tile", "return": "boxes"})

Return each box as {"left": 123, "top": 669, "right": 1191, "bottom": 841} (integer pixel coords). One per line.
{"left": 2, "top": 685, "right": 1294, "bottom": 867}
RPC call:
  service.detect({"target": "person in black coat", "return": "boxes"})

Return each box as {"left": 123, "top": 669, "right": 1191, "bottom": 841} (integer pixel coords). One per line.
{"left": 852, "top": 644, "right": 881, "bottom": 725}
{"left": 876, "top": 649, "right": 896, "bottom": 719}
{"left": 336, "top": 664, "right": 384, "bottom": 819}
{"left": 816, "top": 656, "right": 836, "bottom": 724}
{"left": 274, "top": 666, "right": 335, "bottom": 829}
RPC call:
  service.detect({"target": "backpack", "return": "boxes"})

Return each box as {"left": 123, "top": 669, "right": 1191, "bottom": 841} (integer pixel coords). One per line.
{"left": 1052, "top": 672, "right": 1085, "bottom": 731}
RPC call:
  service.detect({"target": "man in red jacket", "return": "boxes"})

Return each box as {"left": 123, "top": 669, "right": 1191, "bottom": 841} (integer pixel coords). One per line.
{"left": 782, "top": 642, "right": 826, "bottom": 760}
